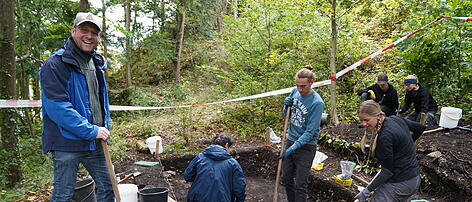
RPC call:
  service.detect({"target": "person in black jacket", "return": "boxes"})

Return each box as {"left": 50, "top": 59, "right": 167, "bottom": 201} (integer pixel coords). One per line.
{"left": 357, "top": 73, "right": 399, "bottom": 116}
{"left": 399, "top": 75, "right": 438, "bottom": 125}
{"left": 354, "top": 100, "right": 425, "bottom": 202}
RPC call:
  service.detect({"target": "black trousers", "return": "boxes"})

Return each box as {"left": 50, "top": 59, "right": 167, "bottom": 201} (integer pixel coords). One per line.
{"left": 281, "top": 140, "right": 317, "bottom": 202}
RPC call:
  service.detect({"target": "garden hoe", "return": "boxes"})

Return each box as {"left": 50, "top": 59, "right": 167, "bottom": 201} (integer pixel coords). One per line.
{"left": 273, "top": 107, "right": 291, "bottom": 202}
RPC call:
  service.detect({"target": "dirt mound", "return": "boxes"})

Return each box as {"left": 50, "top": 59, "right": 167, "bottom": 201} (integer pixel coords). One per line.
{"left": 113, "top": 122, "right": 472, "bottom": 201}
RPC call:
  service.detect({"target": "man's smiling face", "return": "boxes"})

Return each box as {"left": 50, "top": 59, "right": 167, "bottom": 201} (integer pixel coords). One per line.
{"left": 71, "top": 22, "right": 100, "bottom": 53}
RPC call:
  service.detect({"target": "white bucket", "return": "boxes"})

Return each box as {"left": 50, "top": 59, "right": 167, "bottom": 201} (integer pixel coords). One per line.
{"left": 439, "top": 107, "right": 462, "bottom": 128}
{"left": 145, "top": 136, "right": 163, "bottom": 154}
{"left": 118, "top": 184, "right": 138, "bottom": 202}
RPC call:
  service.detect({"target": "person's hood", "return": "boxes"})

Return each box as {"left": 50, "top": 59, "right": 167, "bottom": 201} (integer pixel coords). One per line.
{"left": 203, "top": 145, "right": 232, "bottom": 161}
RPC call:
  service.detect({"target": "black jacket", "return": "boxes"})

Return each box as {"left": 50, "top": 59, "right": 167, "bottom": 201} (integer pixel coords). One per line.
{"left": 375, "top": 116, "right": 424, "bottom": 183}
{"left": 400, "top": 84, "right": 438, "bottom": 114}
{"left": 357, "top": 83, "right": 399, "bottom": 116}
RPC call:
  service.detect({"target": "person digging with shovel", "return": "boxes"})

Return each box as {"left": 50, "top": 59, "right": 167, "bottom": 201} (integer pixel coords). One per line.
{"left": 280, "top": 67, "right": 324, "bottom": 202}
{"left": 355, "top": 100, "right": 425, "bottom": 202}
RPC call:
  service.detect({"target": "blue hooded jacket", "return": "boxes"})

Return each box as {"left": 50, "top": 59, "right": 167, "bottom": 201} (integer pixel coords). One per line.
{"left": 184, "top": 145, "right": 246, "bottom": 202}
{"left": 39, "top": 38, "right": 110, "bottom": 153}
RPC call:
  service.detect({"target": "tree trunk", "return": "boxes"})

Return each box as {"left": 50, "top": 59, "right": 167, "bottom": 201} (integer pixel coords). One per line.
{"left": 216, "top": 0, "right": 229, "bottom": 70}
{"left": 101, "top": 0, "right": 108, "bottom": 60}
{"left": 159, "top": 0, "right": 166, "bottom": 31}
{"left": 329, "top": 0, "right": 339, "bottom": 125}
{"left": 174, "top": 0, "right": 186, "bottom": 84}
{"left": 79, "top": 0, "right": 89, "bottom": 12}
{"left": 0, "top": 0, "right": 21, "bottom": 187}
{"left": 233, "top": 0, "right": 238, "bottom": 18}
{"left": 125, "top": 0, "right": 132, "bottom": 86}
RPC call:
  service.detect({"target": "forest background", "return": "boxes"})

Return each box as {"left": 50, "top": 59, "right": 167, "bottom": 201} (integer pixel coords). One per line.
{"left": 0, "top": 0, "right": 470, "bottom": 200}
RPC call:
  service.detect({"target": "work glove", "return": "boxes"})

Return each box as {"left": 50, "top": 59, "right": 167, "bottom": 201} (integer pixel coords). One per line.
{"left": 368, "top": 90, "right": 376, "bottom": 100}
{"left": 419, "top": 112, "right": 427, "bottom": 125}
{"left": 284, "top": 97, "right": 293, "bottom": 106}
{"left": 354, "top": 188, "right": 370, "bottom": 202}
{"left": 279, "top": 147, "right": 294, "bottom": 159}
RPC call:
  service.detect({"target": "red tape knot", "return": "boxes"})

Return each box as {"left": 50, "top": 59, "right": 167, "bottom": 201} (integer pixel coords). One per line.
{"left": 330, "top": 76, "right": 336, "bottom": 81}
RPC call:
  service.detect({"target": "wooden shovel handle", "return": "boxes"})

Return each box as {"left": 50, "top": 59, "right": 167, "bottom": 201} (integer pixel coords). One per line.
{"left": 273, "top": 107, "right": 291, "bottom": 202}
{"left": 101, "top": 140, "right": 121, "bottom": 202}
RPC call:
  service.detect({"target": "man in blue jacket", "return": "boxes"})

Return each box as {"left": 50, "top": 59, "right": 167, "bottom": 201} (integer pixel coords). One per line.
{"left": 39, "top": 12, "right": 114, "bottom": 201}
{"left": 281, "top": 67, "right": 324, "bottom": 202}
{"left": 184, "top": 133, "right": 246, "bottom": 202}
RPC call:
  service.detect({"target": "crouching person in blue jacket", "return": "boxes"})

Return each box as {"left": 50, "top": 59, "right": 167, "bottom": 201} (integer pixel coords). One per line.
{"left": 184, "top": 133, "right": 246, "bottom": 202}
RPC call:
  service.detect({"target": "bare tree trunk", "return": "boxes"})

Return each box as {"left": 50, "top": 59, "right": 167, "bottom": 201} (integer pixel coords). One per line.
{"left": 216, "top": 0, "right": 229, "bottom": 70}
{"left": 329, "top": 0, "right": 339, "bottom": 125}
{"left": 0, "top": 0, "right": 21, "bottom": 187}
{"left": 79, "top": 0, "right": 89, "bottom": 12}
{"left": 174, "top": 0, "right": 186, "bottom": 84}
{"left": 101, "top": 0, "right": 108, "bottom": 60}
{"left": 233, "top": 0, "right": 238, "bottom": 18}
{"left": 158, "top": 0, "right": 166, "bottom": 31}
{"left": 125, "top": 0, "right": 132, "bottom": 86}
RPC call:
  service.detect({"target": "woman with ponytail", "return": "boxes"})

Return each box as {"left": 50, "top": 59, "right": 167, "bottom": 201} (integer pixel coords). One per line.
{"left": 354, "top": 100, "right": 425, "bottom": 202}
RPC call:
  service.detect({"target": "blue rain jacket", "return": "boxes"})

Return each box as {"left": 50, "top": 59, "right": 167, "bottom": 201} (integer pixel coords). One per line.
{"left": 39, "top": 38, "right": 110, "bottom": 153}
{"left": 184, "top": 145, "right": 246, "bottom": 202}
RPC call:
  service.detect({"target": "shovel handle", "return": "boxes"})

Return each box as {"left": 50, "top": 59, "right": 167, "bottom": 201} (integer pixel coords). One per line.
{"left": 273, "top": 107, "right": 291, "bottom": 202}
{"left": 101, "top": 140, "right": 121, "bottom": 202}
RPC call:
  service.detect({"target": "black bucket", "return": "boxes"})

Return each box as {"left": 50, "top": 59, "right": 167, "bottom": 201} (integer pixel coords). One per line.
{"left": 138, "top": 187, "right": 169, "bottom": 202}
{"left": 71, "top": 178, "right": 96, "bottom": 202}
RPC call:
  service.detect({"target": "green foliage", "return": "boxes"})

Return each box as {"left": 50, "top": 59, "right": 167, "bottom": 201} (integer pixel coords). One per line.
{"left": 355, "top": 159, "right": 380, "bottom": 175}
{"left": 0, "top": 136, "right": 52, "bottom": 201}
{"left": 220, "top": 97, "right": 282, "bottom": 140}
{"left": 395, "top": 1, "right": 472, "bottom": 120}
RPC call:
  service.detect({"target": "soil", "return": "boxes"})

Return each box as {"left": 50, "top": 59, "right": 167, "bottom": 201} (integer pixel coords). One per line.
{"left": 114, "top": 122, "right": 472, "bottom": 202}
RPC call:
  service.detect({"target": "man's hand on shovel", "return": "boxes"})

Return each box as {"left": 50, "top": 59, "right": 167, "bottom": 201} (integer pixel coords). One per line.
{"left": 97, "top": 127, "right": 110, "bottom": 141}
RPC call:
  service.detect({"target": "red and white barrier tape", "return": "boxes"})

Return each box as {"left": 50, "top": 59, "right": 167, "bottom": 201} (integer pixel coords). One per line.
{"left": 1, "top": 16, "right": 470, "bottom": 110}
{"left": 442, "top": 16, "right": 472, "bottom": 21}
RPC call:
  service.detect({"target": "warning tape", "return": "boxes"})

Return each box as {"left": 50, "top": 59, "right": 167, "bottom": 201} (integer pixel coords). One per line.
{"left": 442, "top": 16, "right": 472, "bottom": 21}
{"left": 1, "top": 16, "right": 470, "bottom": 110}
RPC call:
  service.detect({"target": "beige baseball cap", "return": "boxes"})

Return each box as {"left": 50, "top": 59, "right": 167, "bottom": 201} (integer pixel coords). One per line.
{"left": 377, "top": 73, "right": 388, "bottom": 85}
{"left": 74, "top": 12, "right": 102, "bottom": 31}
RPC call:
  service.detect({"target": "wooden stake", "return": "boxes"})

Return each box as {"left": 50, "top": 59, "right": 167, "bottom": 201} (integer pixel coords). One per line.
{"left": 422, "top": 127, "right": 444, "bottom": 134}
{"left": 101, "top": 140, "right": 121, "bottom": 202}
{"left": 352, "top": 174, "right": 369, "bottom": 185}
{"left": 266, "top": 127, "right": 271, "bottom": 145}
{"left": 155, "top": 139, "right": 161, "bottom": 160}
{"left": 273, "top": 108, "right": 291, "bottom": 202}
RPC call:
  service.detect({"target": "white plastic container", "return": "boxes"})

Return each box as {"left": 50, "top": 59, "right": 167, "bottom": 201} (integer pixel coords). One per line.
{"left": 439, "top": 107, "right": 462, "bottom": 128}
{"left": 145, "top": 136, "right": 164, "bottom": 154}
{"left": 118, "top": 184, "right": 138, "bottom": 202}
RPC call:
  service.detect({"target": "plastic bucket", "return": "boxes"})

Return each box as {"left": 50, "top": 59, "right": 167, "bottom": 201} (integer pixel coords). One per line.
{"left": 118, "top": 184, "right": 138, "bottom": 202}
{"left": 145, "top": 136, "right": 163, "bottom": 155}
{"left": 138, "top": 187, "right": 169, "bottom": 202}
{"left": 71, "top": 178, "right": 96, "bottom": 202}
{"left": 439, "top": 107, "right": 462, "bottom": 128}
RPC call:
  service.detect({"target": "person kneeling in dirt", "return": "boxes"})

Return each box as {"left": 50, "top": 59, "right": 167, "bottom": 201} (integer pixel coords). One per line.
{"left": 357, "top": 72, "right": 399, "bottom": 116}
{"left": 355, "top": 100, "right": 426, "bottom": 202}
{"left": 399, "top": 75, "right": 438, "bottom": 125}
{"left": 184, "top": 133, "right": 246, "bottom": 202}
{"left": 281, "top": 67, "right": 324, "bottom": 202}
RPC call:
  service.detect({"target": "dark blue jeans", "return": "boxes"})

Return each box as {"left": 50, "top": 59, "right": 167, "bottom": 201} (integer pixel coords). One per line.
{"left": 50, "top": 140, "right": 114, "bottom": 202}
{"left": 282, "top": 140, "right": 317, "bottom": 202}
